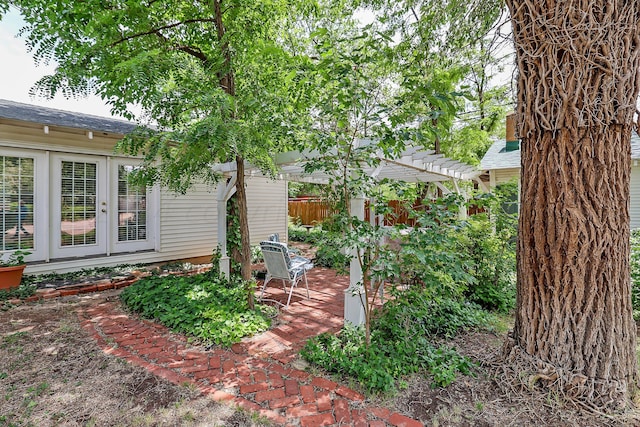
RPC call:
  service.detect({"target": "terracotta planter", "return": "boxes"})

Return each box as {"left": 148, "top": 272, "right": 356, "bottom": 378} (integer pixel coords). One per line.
{"left": 0, "top": 265, "right": 26, "bottom": 290}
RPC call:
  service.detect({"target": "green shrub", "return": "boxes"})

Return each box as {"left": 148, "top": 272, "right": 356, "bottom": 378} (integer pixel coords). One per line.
{"left": 120, "top": 273, "right": 271, "bottom": 347}
{"left": 450, "top": 187, "right": 517, "bottom": 313}
{"left": 395, "top": 195, "right": 475, "bottom": 297}
{"left": 288, "top": 224, "right": 323, "bottom": 244}
{"left": 290, "top": 220, "right": 349, "bottom": 270}
{"left": 313, "top": 244, "right": 349, "bottom": 270}
{"left": 457, "top": 214, "right": 516, "bottom": 312}
{"left": 301, "top": 289, "right": 485, "bottom": 393}
{"left": 373, "top": 289, "right": 489, "bottom": 341}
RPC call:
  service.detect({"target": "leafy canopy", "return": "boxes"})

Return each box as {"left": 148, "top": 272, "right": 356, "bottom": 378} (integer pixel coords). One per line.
{"left": 13, "top": 0, "right": 313, "bottom": 192}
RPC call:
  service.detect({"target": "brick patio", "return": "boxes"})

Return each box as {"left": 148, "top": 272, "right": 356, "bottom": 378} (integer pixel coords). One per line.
{"left": 78, "top": 266, "right": 424, "bottom": 427}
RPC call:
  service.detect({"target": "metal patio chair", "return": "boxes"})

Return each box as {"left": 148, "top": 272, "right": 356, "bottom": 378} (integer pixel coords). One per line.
{"left": 259, "top": 240, "right": 312, "bottom": 308}
{"left": 267, "top": 233, "right": 301, "bottom": 256}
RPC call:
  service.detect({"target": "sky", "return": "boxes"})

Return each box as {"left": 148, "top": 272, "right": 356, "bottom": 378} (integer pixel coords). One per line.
{"left": 0, "top": 7, "right": 115, "bottom": 118}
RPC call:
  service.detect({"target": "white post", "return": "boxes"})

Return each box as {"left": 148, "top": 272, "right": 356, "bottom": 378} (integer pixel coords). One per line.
{"left": 344, "top": 195, "right": 366, "bottom": 327}
{"left": 217, "top": 176, "right": 236, "bottom": 278}
{"left": 217, "top": 184, "right": 230, "bottom": 278}
{"left": 452, "top": 179, "right": 468, "bottom": 220}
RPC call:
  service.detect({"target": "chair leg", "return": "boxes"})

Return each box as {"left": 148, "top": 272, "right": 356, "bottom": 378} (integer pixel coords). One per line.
{"left": 259, "top": 275, "right": 272, "bottom": 301}
{"left": 284, "top": 272, "right": 309, "bottom": 308}
{"left": 303, "top": 270, "right": 310, "bottom": 299}
{"left": 285, "top": 278, "right": 297, "bottom": 307}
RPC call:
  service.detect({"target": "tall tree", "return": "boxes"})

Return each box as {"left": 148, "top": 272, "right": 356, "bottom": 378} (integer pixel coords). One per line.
{"left": 505, "top": 0, "right": 640, "bottom": 409}
{"left": 12, "top": 0, "right": 311, "bottom": 299}
{"left": 365, "top": 0, "right": 504, "bottom": 159}
{"left": 443, "top": 24, "right": 513, "bottom": 166}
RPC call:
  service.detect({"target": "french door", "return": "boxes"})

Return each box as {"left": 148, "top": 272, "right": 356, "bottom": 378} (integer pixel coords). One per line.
{"left": 51, "top": 154, "right": 154, "bottom": 259}
{"left": 52, "top": 154, "right": 107, "bottom": 258}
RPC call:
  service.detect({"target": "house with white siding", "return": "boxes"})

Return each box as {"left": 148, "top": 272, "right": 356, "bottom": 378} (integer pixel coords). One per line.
{"left": 0, "top": 99, "right": 287, "bottom": 274}
{"left": 480, "top": 128, "right": 640, "bottom": 229}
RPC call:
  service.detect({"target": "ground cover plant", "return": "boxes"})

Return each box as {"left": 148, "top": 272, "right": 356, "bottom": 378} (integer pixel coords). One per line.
{"left": 21, "top": 264, "right": 144, "bottom": 288}
{"left": 0, "top": 283, "right": 37, "bottom": 310}
{"left": 301, "top": 289, "right": 490, "bottom": 393}
{"left": 120, "top": 273, "right": 274, "bottom": 347}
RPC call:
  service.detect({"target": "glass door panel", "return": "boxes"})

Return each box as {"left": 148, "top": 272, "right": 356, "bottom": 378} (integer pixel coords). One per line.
{"left": 117, "top": 165, "right": 146, "bottom": 242}
{"left": 0, "top": 156, "right": 34, "bottom": 252}
{"left": 52, "top": 155, "right": 106, "bottom": 258}
{"left": 111, "top": 161, "right": 154, "bottom": 252}
{"left": 60, "top": 161, "right": 98, "bottom": 246}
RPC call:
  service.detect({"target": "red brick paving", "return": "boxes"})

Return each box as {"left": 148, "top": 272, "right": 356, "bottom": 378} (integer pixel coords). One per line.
{"left": 76, "top": 266, "right": 424, "bottom": 426}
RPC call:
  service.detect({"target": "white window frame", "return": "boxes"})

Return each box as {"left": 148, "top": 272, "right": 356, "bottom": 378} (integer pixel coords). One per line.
{"left": 109, "top": 158, "right": 157, "bottom": 253}
{"left": 0, "top": 147, "right": 47, "bottom": 262}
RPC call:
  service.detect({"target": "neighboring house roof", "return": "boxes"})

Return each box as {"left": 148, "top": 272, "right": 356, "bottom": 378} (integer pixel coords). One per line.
{"left": 0, "top": 98, "right": 137, "bottom": 135}
{"left": 480, "top": 137, "right": 520, "bottom": 170}
{"left": 481, "top": 133, "right": 640, "bottom": 171}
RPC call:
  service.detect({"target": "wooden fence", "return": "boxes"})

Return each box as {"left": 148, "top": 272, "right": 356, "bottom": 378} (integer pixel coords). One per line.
{"left": 288, "top": 198, "right": 485, "bottom": 227}
{"left": 288, "top": 199, "right": 335, "bottom": 226}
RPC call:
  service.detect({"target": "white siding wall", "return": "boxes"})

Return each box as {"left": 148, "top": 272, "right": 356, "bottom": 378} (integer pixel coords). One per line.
{"left": 631, "top": 166, "right": 640, "bottom": 229}
{"left": 157, "top": 177, "right": 287, "bottom": 258}
{"left": 492, "top": 168, "right": 520, "bottom": 186}
{"left": 487, "top": 164, "right": 640, "bottom": 230}
{"left": 246, "top": 177, "right": 288, "bottom": 244}
{"left": 1, "top": 118, "right": 289, "bottom": 273}
{"left": 158, "top": 183, "right": 218, "bottom": 259}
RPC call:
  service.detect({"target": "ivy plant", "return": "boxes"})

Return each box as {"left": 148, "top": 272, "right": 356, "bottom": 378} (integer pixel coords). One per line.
{"left": 120, "top": 273, "right": 272, "bottom": 347}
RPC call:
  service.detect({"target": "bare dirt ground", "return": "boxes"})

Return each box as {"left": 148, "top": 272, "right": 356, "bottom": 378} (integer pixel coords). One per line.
{"left": 0, "top": 291, "right": 268, "bottom": 427}
{"left": 383, "top": 330, "right": 640, "bottom": 427}
{"left": 2, "top": 284, "right": 640, "bottom": 426}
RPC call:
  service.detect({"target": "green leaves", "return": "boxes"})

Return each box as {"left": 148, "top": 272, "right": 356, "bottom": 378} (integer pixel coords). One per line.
{"left": 14, "top": 0, "right": 314, "bottom": 186}
{"left": 301, "top": 290, "right": 486, "bottom": 392}
{"left": 119, "top": 273, "right": 271, "bottom": 347}
{"left": 629, "top": 229, "right": 640, "bottom": 320}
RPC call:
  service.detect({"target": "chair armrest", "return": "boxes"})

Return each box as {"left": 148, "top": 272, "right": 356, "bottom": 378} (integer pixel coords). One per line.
{"left": 290, "top": 256, "right": 313, "bottom": 270}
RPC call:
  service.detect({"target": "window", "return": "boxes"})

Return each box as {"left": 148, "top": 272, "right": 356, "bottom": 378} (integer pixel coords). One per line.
{"left": 0, "top": 156, "right": 34, "bottom": 251}
{"left": 60, "top": 161, "right": 98, "bottom": 246}
{"left": 117, "top": 165, "right": 147, "bottom": 242}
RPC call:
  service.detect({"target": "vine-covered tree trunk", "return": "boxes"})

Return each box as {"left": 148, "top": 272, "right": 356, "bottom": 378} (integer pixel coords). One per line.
{"left": 236, "top": 155, "right": 254, "bottom": 308}
{"left": 213, "top": 0, "right": 253, "bottom": 304}
{"left": 505, "top": 0, "right": 640, "bottom": 409}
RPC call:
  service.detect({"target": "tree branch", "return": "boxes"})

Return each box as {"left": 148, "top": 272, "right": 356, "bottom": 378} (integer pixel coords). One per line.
{"left": 175, "top": 45, "right": 209, "bottom": 63}
{"left": 153, "top": 31, "right": 210, "bottom": 64}
{"left": 111, "top": 18, "right": 216, "bottom": 47}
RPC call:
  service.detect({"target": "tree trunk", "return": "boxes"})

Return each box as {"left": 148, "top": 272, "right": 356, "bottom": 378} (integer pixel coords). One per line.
{"left": 513, "top": 124, "right": 636, "bottom": 406}
{"left": 236, "top": 155, "right": 254, "bottom": 308}
{"left": 213, "top": 0, "right": 253, "bottom": 306}
{"left": 505, "top": 0, "right": 640, "bottom": 409}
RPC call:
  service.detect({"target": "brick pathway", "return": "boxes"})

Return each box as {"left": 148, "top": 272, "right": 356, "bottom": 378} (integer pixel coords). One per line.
{"left": 78, "top": 267, "right": 424, "bottom": 427}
